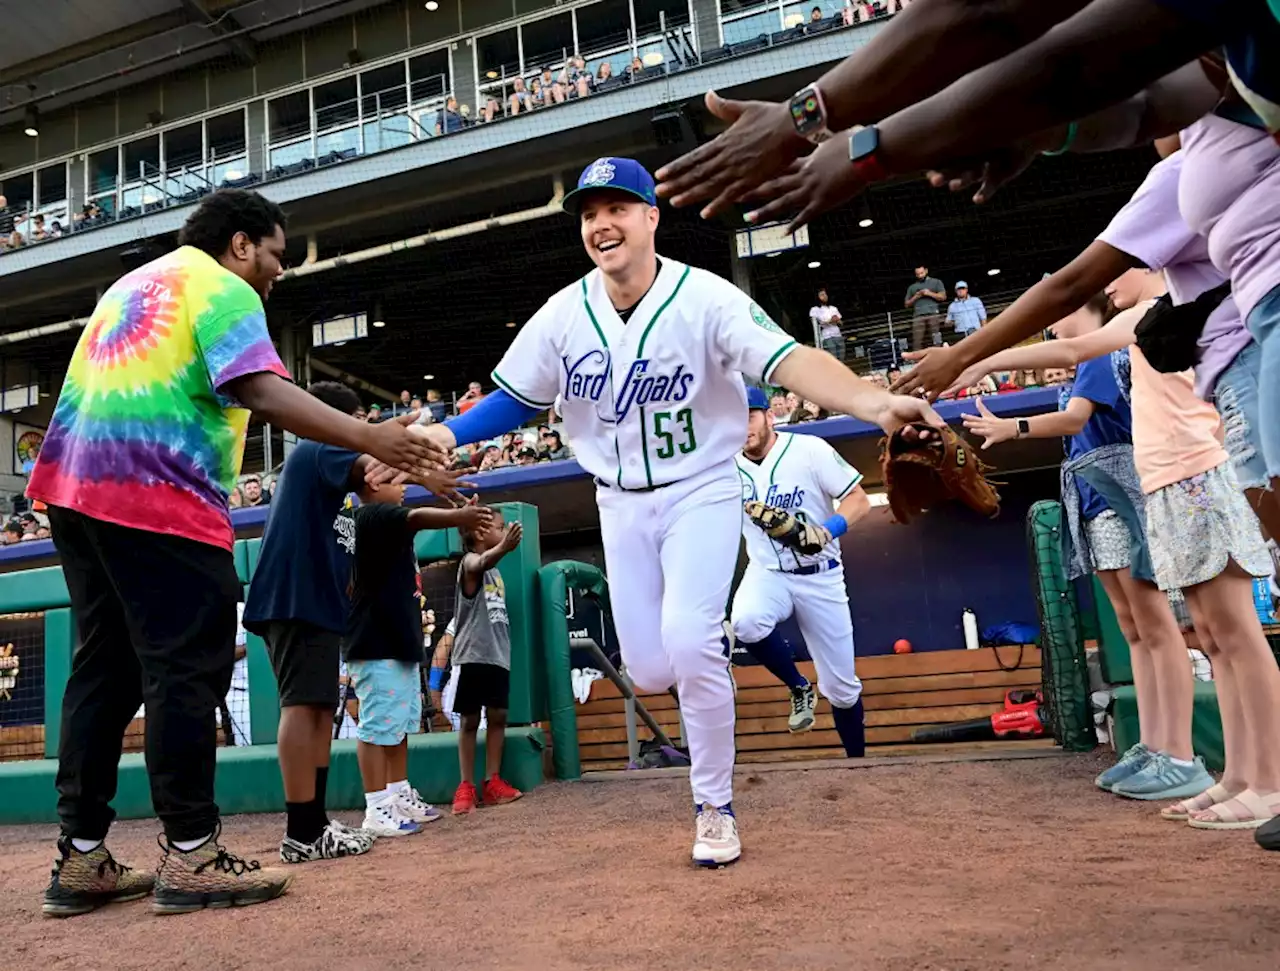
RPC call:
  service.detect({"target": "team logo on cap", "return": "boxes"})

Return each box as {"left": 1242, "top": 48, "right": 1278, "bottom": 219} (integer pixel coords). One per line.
{"left": 581, "top": 159, "right": 617, "bottom": 187}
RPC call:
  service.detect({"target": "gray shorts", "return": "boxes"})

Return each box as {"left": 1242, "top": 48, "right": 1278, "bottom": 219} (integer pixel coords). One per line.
{"left": 1085, "top": 509, "right": 1131, "bottom": 573}
{"left": 1146, "top": 461, "right": 1272, "bottom": 591}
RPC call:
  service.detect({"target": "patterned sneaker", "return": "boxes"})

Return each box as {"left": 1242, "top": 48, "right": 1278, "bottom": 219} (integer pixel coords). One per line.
{"left": 1095, "top": 742, "right": 1151, "bottom": 791}
{"left": 395, "top": 787, "right": 442, "bottom": 824}
{"left": 279, "top": 821, "right": 375, "bottom": 864}
{"left": 692, "top": 805, "right": 741, "bottom": 868}
{"left": 482, "top": 776, "right": 523, "bottom": 807}
{"left": 788, "top": 683, "right": 817, "bottom": 734}
{"left": 453, "top": 781, "right": 478, "bottom": 815}
{"left": 1112, "top": 753, "right": 1216, "bottom": 801}
{"left": 153, "top": 827, "right": 292, "bottom": 915}
{"left": 361, "top": 802, "right": 422, "bottom": 838}
{"left": 42, "top": 837, "right": 155, "bottom": 917}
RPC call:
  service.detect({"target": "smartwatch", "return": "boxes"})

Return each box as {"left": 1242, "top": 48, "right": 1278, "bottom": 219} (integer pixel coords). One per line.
{"left": 789, "top": 85, "right": 832, "bottom": 144}
{"left": 848, "top": 125, "right": 889, "bottom": 184}
{"left": 1015, "top": 418, "right": 1031, "bottom": 438}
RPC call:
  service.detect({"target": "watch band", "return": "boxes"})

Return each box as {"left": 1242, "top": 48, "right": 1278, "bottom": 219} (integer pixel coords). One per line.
{"left": 790, "top": 85, "right": 833, "bottom": 145}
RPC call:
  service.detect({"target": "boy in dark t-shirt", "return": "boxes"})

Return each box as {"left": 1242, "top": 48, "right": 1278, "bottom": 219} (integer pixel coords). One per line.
{"left": 347, "top": 487, "right": 492, "bottom": 837}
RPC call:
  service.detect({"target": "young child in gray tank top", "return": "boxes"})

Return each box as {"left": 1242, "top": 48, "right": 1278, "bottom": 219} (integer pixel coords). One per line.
{"left": 450, "top": 512, "right": 525, "bottom": 815}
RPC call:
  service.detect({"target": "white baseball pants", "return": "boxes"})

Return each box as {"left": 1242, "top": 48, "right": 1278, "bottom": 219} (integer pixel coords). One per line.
{"left": 731, "top": 562, "right": 863, "bottom": 708}
{"left": 596, "top": 461, "right": 740, "bottom": 807}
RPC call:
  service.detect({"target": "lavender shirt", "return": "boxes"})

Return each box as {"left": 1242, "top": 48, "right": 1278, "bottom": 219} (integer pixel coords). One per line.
{"left": 1180, "top": 114, "right": 1280, "bottom": 325}
{"left": 1096, "top": 151, "right": 1251, "bottom": 400}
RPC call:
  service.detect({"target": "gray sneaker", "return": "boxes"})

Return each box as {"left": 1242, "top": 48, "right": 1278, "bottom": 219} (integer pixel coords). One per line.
{"left": 1095, "top": 742, "right": 1151, "bottom": 791}
{"left": 280, "top": 821, "right": 374, "bottom": 864}
{"left": 788, "top": 683, "right": 817, "bottom": 733}
{"left": 1112, "top": 753, "right": 1215, "bottom": 801}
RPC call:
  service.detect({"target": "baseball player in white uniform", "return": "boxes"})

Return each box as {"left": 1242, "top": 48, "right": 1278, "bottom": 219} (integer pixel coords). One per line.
{"left": 732, "top": 387, "right": 870, "bottom": 755}
{"left": 382, "top": 157, "right": 941, "bottom": 867}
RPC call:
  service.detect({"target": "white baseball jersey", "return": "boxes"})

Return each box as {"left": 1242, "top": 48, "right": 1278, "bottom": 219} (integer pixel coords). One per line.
{"left": 736, "top": 431, "right": 864, "bottom": 572}
{"left": 491, "top": 258, "right": 798, "bottom": 490}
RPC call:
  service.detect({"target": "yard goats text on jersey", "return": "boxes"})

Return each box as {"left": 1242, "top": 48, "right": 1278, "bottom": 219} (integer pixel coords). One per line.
{"left": 563, "top": 350, "right": 694, "bottom": 422}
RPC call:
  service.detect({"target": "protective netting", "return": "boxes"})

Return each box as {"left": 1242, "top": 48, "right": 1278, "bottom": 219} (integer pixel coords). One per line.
{"left": 1025, "top": 500, "right": 1095, "bottom": 752}
{"left": 0, "top": 611, "right": 45, "bottom": 762}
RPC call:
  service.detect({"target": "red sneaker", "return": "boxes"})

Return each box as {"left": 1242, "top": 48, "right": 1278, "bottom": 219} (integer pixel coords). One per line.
{"left": 452, "top": 781, "right": 478, "bottom": 815}
{"left": 482, "top": 776, "right": 523, "bottom": 806}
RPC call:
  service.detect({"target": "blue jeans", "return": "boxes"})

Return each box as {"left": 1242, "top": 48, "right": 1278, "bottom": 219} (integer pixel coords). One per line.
{"left": 1246, "top": 282, "right": 1280, "bottom": 481}
{"left": 822, "top": 336, "right": 846, "bottom": 362}
{"left": 1212, "top": 339, "right": 1269, "bottom": 491}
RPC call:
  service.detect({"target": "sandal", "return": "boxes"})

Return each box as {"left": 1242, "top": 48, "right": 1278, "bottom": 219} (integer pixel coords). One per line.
{"left": 1187, "top": 789, "right": 1280, "bottom": 830}
{"left": 1161, "top": 783, "right": 1234, "bottom": 821}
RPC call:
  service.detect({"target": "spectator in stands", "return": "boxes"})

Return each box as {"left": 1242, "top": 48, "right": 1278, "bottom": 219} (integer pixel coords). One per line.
{"left": 767, "top": 392, "right": 792, "bottom": 426}
{"left": 946, "top": 282, "right": 987, "bottom": 342}
{"left": 0, "top": 194, "right": 11, "bottom": 238}
{"left": 2, "top": 521, "right": 21, "bottom": 544}
{"left": 516, "top": 446, "right": 538, "bottom": 467}
{"left": 20, "top": 513, "right": 39, "bottom": 538}
{"left": 529, "top": 77, "right": 546, "bottom": 109}
{"left": 425, "top": 389, "right": 448, "bottom": 423}
{"left": 31, "top": 215, "right": 48, "bottom": 241}
{"left": 367, "top": 403, "right": 383, "bottom": 422}
{"left": 810, "top": 288, "right": 845, "bottom": 360}
{"left": 562, "top": 56, "right": 591, "bottom": 98}
{"left": 457, "top": 381, "right": 486, "bottom": 415}
{"left": 539, "top": 66, "right": 565, "bottom": 104}
{"left": 784, "top": 391, "right": 801, "bottom": 414}
{"left": 29, "top": 187, "right": 448, "bottom": 917}
{"left": 228, "top": 486, "right": 243, "bottom": 509}
{"left": 886, "top": 367, "right": 902, "bottom": 387}
{"left": 392, "top": 390, "right": 414, "bottom": 417}
{"left": 509, "top": 77, "right": 531, "bottom": 116}
{"left": 241, "top": 474, "right": 267, "bottom": 508}
{"left": 50, "top": 220, "right": 63, "bottom": 238}
{"left": 811, "top": 5, "right": 825, "bottom": 24}
{"left": 266, "top": 476, "right": 278, "bottom": 501}
{"left": 4, "top": 229, "right": 24, "bottom": 251}
{"left": 478, "top": 445, "right": 504, "bottom": 471}
{"left": 596, "top": 61, "right": 614, "bottom": 88}
{"left": 627, "top": 56, "right": 644, "bottom": 79}
{"left": 36, "top": 525, "right": 51, "bottom": 540}
{"left": 541, "top": 430, "right": 568, "bottom": 460}
{"left": 481, "top": 95, "right": 501, "bottom": 124}
{"left": 905, "top": 265, "right": 947, "bottom": 351}
{"left": 435, "top": 97, "right": 464, "bottom": 136}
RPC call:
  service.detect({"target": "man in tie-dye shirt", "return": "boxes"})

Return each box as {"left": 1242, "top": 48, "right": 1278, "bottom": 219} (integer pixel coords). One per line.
{"left": 33, "top": 190, "right": 451, "bottom": 919}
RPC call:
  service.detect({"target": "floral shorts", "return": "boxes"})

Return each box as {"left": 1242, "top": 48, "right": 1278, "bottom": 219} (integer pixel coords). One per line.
{"left": 1146, "top": 462, "right": 1272, "bottom": 591}
{"left": 1084, "top": 509, "right": 1131, "bottom": 573}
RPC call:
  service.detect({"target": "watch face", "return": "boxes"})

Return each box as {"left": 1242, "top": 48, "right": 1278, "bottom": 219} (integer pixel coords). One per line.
{"left": 849, "top": 126, "right": 879, "bottom": 160}
{"left": 791, "top": 90, "right": 822, "bottom": 132}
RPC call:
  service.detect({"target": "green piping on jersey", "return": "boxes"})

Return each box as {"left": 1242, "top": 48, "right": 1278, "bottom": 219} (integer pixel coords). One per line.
{"left": 639, "top": 406, "right": 654, "bottom": 488}
{"left": 836, "top": 473, "right": 864, "bottom": 500}
{"left": 581, "top": 278, "right": 610, "bottom": 350}
{"left": 761, "top": 340, "right": 799, "bottom": 385}
{"left": 767, "top": 433, "right": 795, "bottom": 487}
{"left": 491, "top": 369, "right": 554, "bottom": 409}
{"left": 636, "top": 265, "right": 691, "bottom": 358}
{"left": 580, "top": 277, "right": 623, "bottom": 485}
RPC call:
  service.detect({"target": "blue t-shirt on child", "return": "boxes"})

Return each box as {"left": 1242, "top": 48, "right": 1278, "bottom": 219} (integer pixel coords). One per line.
{"left": 243, "top": 441, "right": 359, "bottom": 635}
{"left": 1062, "top": 349, "right": 1133, "bottom": 520}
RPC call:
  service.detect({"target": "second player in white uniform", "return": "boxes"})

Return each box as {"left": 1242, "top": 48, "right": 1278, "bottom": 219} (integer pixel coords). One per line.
{"left": 731, "top": 388, "right": 870, "bottom": 755}
{"left": 399, "top": 157, "right": 942, "bottom": 867}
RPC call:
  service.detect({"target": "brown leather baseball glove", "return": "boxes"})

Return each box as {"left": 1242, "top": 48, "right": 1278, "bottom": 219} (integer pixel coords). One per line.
{"left": 879, "top": 423, "right": 1001, "bottom": 525}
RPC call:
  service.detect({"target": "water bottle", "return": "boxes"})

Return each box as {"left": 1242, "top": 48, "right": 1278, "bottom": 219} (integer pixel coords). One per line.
{"left": 962, "top": 608, "right": 980, "bottom": 651}
{"left": 1252, "top": 578, "right": 1276, "bottom": 625}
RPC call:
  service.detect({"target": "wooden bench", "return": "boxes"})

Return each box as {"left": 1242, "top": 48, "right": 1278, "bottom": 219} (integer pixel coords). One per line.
{"left": 575, "top": 646, "right": 1044, "bottom": 770}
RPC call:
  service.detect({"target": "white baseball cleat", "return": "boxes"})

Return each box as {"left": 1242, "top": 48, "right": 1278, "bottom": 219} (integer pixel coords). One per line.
{"left": 788, "top": 683, "right": 817, "bottom": 733}
{"left": 692, "top": 805, "right": 741, "bottom": 867}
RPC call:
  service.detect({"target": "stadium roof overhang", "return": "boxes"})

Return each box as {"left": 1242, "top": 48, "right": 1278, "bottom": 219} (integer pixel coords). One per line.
{"left": 0, "top": 0, "right": 399, "bottom": 128}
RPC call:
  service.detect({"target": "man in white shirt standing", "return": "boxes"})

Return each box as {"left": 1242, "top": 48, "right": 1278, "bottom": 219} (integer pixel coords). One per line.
{"left": 810, "top": 288, "right": 846, "bottom": 361}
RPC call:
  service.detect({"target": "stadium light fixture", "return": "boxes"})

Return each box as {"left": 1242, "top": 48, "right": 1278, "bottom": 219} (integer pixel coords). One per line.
{"left": 858, "top": 218, "right": 873, "bottom": 228}
{"left": 425, "top": 1, "right": 439, "bottom": 9}
{"left": 423, "top": 374, "right": 434, "bottom": 380}
{"left": 807, "top": 260, "right": 821, "bottom": 269}
{"left": 506, "top": 321, "right": 516, "bottom": 328}
{"left": 22, "top": 105, "right": 38, "bottom": 138}
{"left": 987, "top": 267, "right": 1001, "bottom": 276}
{"left": 486, "top": 70, "right": 499, "bottom": 79}
{"left": 372, "top": 319, "right": 385, "bottom": 328}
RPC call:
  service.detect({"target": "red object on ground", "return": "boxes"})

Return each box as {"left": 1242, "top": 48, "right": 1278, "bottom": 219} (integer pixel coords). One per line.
{"left": 893, "top": 639, "right": 912, "bottom": 654}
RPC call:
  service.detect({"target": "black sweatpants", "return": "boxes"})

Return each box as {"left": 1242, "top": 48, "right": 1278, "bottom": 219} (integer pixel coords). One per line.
{"left": 49, "top": 506, "right": 240, "bottom": 842}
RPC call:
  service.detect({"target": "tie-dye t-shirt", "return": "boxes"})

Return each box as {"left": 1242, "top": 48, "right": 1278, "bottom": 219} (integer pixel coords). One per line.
{"left": 26, "top": 246, "right": 290, "bottom": 550}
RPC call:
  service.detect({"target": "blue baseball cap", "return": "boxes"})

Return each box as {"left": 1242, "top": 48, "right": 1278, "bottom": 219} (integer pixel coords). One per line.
{"left": 563, "top": 157, "right": 658, "bottom": 215}
{"left": 955, "top": 280, "right": 969, "bottom": 289}
{"left": 746, "top": 387, "right": 770, "bottom": 410}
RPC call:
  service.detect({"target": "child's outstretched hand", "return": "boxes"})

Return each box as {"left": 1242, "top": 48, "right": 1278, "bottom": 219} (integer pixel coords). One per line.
{"left": 453, "top": 500, "right": 495, "bottom": 533}
{"left": 499, "top": 522, "right": 523, "bottom": 552}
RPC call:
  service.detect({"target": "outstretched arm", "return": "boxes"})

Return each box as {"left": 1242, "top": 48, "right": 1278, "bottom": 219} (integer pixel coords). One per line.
{"left": 963, "top": 395, "right": 1096, "bottom": 449}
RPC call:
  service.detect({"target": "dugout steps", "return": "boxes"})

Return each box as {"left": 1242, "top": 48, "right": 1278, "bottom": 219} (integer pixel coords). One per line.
{"left": 575, "top": 648, "right": 1045, "bottom": 771}
{"left": 0, "top": 728, "right": 545, "bottom": 827}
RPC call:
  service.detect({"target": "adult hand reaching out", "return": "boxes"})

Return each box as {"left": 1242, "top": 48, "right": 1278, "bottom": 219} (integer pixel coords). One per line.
{"left": 891, "top": 346, "right": 971, "bottom": 402}
{"left": 654, "top": 92, "right": 811, "bottom": 219}
{"left": 740, "top": 135, "right": 869, "bottom": 235}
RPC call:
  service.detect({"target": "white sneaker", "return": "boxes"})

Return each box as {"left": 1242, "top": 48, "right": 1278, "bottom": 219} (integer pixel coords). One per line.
{"left": 362, "top": 801, "right": 422, "bottom": 838}
{"left": 788, "top": 683, "right": 817, "bottom": 733}
{"left": 394, "top": 787, "right": 442, "bottom": 824}
{"left": 279, "top": 820, "right": 374, "bottom": 864}
{"left": 692, "top": 805, "right": 741, "bottom": 867}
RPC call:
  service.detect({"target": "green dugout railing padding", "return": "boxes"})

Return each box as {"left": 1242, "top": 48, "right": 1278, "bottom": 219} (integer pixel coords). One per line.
{"left": 535, "top": 560, "right": 614, "bottom": 781}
